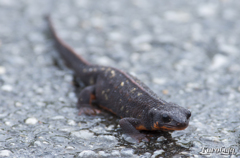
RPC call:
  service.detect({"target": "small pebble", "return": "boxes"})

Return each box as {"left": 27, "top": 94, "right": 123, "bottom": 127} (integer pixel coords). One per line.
{"left": 58, "top": 97, "right": 65, "bottom": 102}
{"left": 25, "top": 117, "right": 38, "bottom": 125}
{"left": 186, "top": 82, "right": 201, "bottom": 90}
{"left": 98, "top": 135, "right": 117, "bottom": 142}
{"left": 151, "top": 150, "right": 164, "bottom": 158}
{"left": 64, "top": 75, "right": 73, "bottom": 82}
{"left": 59, "top": 128, "right": 75, "bottom": 133}
{"left": 36, "top": 102, "right": 46, "bottom": 107}
{"left": 51, "top": 116, "right": 65, "bottom": 120}
{"left": 34, "top": 87, "right": 43, "bottom": 94}
{"left": 0, "top": 112, "right": 8, "bottom": 118}
{"left": 121, "top": 148, "right": 134, "bottom": 157}
{"left": 1, "top": 85, "right": 13, "bottom": 92}
{"left": 78, "top": 150, "right": 97, "bottom": 158}
{"left": 5, "top": 121, "right": 12, "bottom": 126}
{"left": 162, "top": 90, "right": 169, "bottom": 95}
{"left": 111, "top": 150, "right": 121, "bottom": 157}
{"left": 33, "top": 44, "right": 45, "bottom": 54}
{"left": 105, "top": 125, "right": 115, "bottom": 131}
{"left": 192, "top": 141, "right": 202, "bottom": 149}
{"left": 152, "top": 78, "right": 166, "bottom": 85}
{"left": 15, "top": 102, "right": 22, "bottom": 107}
{"left": 202, "top": 136, "right": 220, "bottom": 142}
{"left": 91, "top": 126, "right": 106, "bottom": 134}
{"left": 131, "top": 53, "right": 140, "bottom": 61}
{"left": 65, "top": 146, "right": 75, "bottom": 150}
{"left": 140, "top": 152, "right": 151, "bottom": 158}
{"left": 68, "top": 92, "right": 76, "bottom": 99}
{"left": 157, "top": 136, "right": 167, "bottom": 142}
{"left": 98, "top": 151, "right": 111, "bottom": 158}
{"left": 210, "top": 54, "right": 228, "bottom": 70}
{"left": 96, "top": 56, "right": 115, "bottom": 66}
{"left": 179, "top": 151, "right": 190, "bottom": 155}
{"left": 0, "top": 66, "right": 6, "bottom": 75}
{"left": 198, "top": 4, "right": 217, "bottom": 17}
{"left": 0, "top": 150, "right": 12, "bottom": 157}
{"left": 71, "top": 130, "right": 94, "bottom": 139}
{"left": 67, "top": 120, "right": 76, "bottom": 126}
{"left": 42, "top": 141, "right": 49, "bottom": 145}
{"left": 34, "top": 141, "right": 42, "bottom": 147}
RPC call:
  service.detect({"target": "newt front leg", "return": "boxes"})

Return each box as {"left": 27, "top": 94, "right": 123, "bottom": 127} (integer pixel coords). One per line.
{"left": 119, "top": 118, "right": 148, "bottom": 142}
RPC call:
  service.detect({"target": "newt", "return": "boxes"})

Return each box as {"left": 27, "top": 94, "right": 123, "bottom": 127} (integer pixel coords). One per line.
{"left": 46, "top": 16, "right": 191, "bottom": 141}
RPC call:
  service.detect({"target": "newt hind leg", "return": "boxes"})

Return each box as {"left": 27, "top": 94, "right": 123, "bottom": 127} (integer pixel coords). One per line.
{"left": 77, "top": 85, "right": 100, "bottom": 115}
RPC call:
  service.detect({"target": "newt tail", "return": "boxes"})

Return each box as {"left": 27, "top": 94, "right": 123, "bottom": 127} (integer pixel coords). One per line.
{"left": 46, "top": 16, "right": 191, "bottom": 142}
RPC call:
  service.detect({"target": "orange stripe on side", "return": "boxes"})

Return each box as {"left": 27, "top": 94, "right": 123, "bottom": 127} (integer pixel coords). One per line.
{"left": 152, "top": 122, "right": 188, "bottom": 131}
{"left": 136, "top": 125, "right": 148, "bottom": 130}
{"left": 98, "top": 105, "right": 117, "bottom": 116}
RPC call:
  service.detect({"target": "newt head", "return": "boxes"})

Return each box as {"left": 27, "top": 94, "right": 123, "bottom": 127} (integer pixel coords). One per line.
{"left": 149, "top": 103, "right": 191, "bottom": 131}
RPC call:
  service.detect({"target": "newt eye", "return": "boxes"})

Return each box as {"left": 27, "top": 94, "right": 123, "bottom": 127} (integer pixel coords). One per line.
{"left": 162, "top": 114, "right": 171, "bottom": 123}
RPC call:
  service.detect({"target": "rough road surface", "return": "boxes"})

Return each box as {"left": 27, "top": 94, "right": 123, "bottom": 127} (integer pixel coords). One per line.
{"left": 0, "top": 0, "right": 240, "bottom": 157}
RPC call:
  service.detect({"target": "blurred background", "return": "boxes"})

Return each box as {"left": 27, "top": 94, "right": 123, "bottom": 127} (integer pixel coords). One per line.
{"left": 0, "top": 0, "right": 240, "bottom": 157}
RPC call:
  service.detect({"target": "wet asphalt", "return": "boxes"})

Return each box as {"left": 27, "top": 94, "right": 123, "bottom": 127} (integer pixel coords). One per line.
{"left": 0, "top": 0, "right": 240, "bottom": 157}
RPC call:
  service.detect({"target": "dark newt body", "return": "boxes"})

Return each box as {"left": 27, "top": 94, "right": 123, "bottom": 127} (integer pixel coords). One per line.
{"left": 47, "top": 17, "right": 191, "bottom": 141}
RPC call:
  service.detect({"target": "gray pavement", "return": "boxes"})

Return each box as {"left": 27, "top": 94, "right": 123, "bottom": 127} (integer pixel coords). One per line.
{"left": 0, "top": 0, "right": 240, "bottom": 157}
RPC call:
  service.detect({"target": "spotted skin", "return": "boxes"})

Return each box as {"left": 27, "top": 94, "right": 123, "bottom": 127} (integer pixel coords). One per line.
{"left": 47, "top": 16, "right": 191, "bottom": 142}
